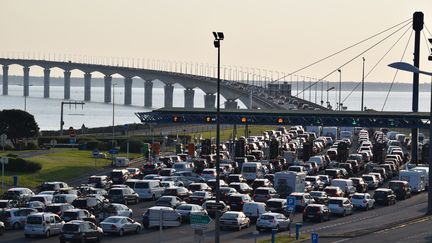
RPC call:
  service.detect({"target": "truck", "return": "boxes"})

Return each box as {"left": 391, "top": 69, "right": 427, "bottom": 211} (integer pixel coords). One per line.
{"left": 322, "top": 127, "right": 338, "bottom": 140}
{"left": 410, "top": 166, "right": 429, "bottom": 189}
{"left": 274, "top": 171, "right": 306, "bottom": 198}
{"left": 399, "top": 170, "right": 425, "bottom": 193}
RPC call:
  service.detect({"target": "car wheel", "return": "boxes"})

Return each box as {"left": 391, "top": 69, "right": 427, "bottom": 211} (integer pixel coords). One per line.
{"left": 45, "top": 230, "right": 50, "bottom": 238}
{"left": 97, "top": 235, "right": 102, "bottom": 242}
{"left": 81, "top": 237, "right": 87, "bottom": 243}
{"left": 320, "top": 216, "right": 324, "bottom": 223}
{"left": 119, "top": 229, "right": 124, "bottom": 236}
{"left": 135, "top": 226, "right": 141, "bottom": 234}
{"left": 256, "top": 226, "right": 261, "bottom": 232}
{"left": 12, "top": 222, "right": 20, "bottom": 230}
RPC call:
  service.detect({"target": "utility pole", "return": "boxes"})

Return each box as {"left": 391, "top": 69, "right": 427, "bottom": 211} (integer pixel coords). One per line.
{"left": 361, "top": 57, "right": 365, "bottom": 111}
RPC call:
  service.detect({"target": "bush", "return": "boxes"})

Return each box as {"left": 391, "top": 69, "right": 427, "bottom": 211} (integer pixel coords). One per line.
{"left": 4, "top": 157, "right": 41, "bottom": 172}
{"left": 120, "top": 139, "right": 144, "bottom": 153}
{"left": 85, "top": 140, "right": 104, "bottom": 150}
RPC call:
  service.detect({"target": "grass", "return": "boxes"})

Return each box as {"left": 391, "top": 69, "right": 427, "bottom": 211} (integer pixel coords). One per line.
{"left": 0, "top": 148, "right": 142, "bottom": 191}
{"left": 257, "top": 234, "right": 309, "bottom": 243}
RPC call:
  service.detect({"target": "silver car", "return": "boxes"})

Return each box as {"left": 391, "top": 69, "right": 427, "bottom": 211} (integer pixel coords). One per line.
{"left": 100, "top": 216, "right": 142, "bottom": 236}
{"left": 256, "top": 212, "right": 290, "bottom": 231}
{"left": 328, "top": 197, "right": 353, "bottom": 216}
{"left": 219, "top": 211, "right": 250, "bottom": 231}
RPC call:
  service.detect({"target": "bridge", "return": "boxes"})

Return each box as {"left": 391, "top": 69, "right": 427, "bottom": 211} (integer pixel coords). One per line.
{"left": 0, "top": 58, "right": 324, "bottom": 111}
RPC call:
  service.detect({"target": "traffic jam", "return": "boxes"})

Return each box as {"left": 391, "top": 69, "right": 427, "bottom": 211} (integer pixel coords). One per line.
{"left": 0, "top": 125, "right": 429, "bottom": 242}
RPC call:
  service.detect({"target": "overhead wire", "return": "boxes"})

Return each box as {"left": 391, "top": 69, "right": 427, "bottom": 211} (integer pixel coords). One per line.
{"left": 381, "top": 28, "right": 413, "bottom": 111}
{"left": 297, "top": 20, "right": 413, "bottom": 97}
{"left": 268, "top": 18, "right": 412, "bottom": 85}
{"left": 341, "top": 24, "right": 412, "bottom": 104}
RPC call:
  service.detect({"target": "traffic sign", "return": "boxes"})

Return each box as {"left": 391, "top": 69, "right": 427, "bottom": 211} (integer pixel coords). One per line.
{"left": 0, "top": 157, "right": 9, "bottom": 165}
{"left": 69, "top": 138, "right": 76, "bottom": 144}
{"left": 190, "top": 214, "right": 212, "bottom": 225}
{"left": 0, "top": 134, "right": 7, "bottom": 146}
{"left": 109, "top": 148, "right": 119, "bottom": 155}
{"left": 287, "top": 196, "right": 296, "bottom": 213}
{"left": 311, "top": 232, "right": 319, "bottom": 243}
{"left": 50, "top": 139, "right": 58, "bottom": 147}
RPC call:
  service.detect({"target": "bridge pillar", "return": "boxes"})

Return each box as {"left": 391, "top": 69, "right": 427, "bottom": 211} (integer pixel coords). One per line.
{"left": 184, "top": 88, "right": 195, "bottom": 108}
{"left": 225, "top": 99, "right": 238, "bottom": 109}
{"left": 23, "top": 67, "right": 30, "bottom": 97}
{"left": 64, "top": 71, "right": 71, "bottom": 100}
{"left": 84, "top": 73, "right": 92, "bottom": 101}
{"left": 144, "top": 80, "right": 153, "bottom": 108}
{"left": 104, "top": 75, "right": 112, "bottom": 103}
{"left": 43, "top": 68, "right": 50, "bottom": 98}
{"left": 204, "top": 93, "right": 215, "bottom": 109}
{"left": 124, "top": 77, "right": 133, "bottom": 105}
{"left": 2, "top": 65, "right": 8, "bottom": 95}
{"left": 164, "top": 84, "right": 174, "bottom": 108}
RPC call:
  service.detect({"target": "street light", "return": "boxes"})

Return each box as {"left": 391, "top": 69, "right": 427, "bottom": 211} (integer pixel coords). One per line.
{"left": 213, "top": 31, "right": 223, "bottom": 243}
{"left": 361, "top": 57, "right": 366, "bottom": 111}
{"left": 338, "top": 69, "right": 342, "bottom": 111}
{"left": 18, "top": 84, "right": 33, "bottom": 111}
{"left": 326, "top": 86, "right": 335, "bottom": 109}
{"left": 388, "top": 61, "right": 432, "bottom": 215}
{"left": 112, "top": 83, "right": 118, "bottom": 166}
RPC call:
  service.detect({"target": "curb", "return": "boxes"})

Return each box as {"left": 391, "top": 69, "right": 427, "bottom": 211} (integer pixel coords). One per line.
{"left": 318, "top": 214, "right": 431, "bottom": 238}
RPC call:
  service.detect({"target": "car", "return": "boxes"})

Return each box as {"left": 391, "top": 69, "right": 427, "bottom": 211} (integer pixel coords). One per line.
{"left": 0, "top": 208, "right": 37, "bottom": 229}
{"left": 142, "top": 163, "right": 165, "bottom": 175}
{"left": 201, "top": 168, "right": 217, "bottom": 181}
{"left": 252, "top": 187, "right": 279, "bottom": 202}
{"left": 374, "top": 188, "right": 396, "bottom": 206}
{"left": 318, "top": 175, "right": 331, "bottom": 187}
{"left": 126, "top": 168, "right": 142, "bottom": 179}
{"left": 229, "top": 182, "right": 253, "bottom": 194}
{"left": 251, "top": 178, "right": 273, "bottom": 190}
{"left": 175, "top": 204, "right": 208, "bottom": 221}
{"left": 324, "top": 186, "right": 345, "bottom": 198}
{"left": 388, "top": 180, "right": 411, "bottom": 200}
{"left": 227, "top": 193, "right": 252, "bottom": 211}
{"left": 206, "top": 179, "right": 228, "bottom": 191}
{"left": 159, "top": 168, "right": 176, "bottom": 177}
{"left": 256, "top": 212, "right": 290, "bottom": 231}
{"left": 101, "top": 203, "right": 133, "bottom": 220}
{"left": 108, "top": 187, "right": 139, "bottom": 205}
{"left": 351, "top": 193, "right": 375, "bottom": 210}
{"left": 305, "top": 176, "right": 324, "bottom": 191}
{"left": 61, "top": 209, "right": 96, "bottom": 223}
{"left": 59, "top": 220, "right": 103, "bottom": 243}
{"left": 327, "top": 197, "right": 353, "bottom": 216}
{"left": 44, "top": 203, "right": 75, "bottom": 216}
{"left": 362, "top": 174, "right": 379, "bottom": 189}
{"left": 309, "top": 191, "right": 329, "bottom": 205}
{"left": 24, "top": 212, "right": 64, "bottom": 238}
{"left": 219, "top": 211, "right": 250, "bottom": 231}
{"left": 302, "top": 204, "right": 330, "bottom": 222}
{"left": 266, "top": 198, "right": 287, "bottom": 215}
{"left": 219, "top": 187, "right": 238, "bottom": 203}
{"left": 289, "top": 192, "right": 315, "bottom": 210}
{"left": 202, "top": 200, "right": 230, "bottom": 218}
{"left": 155, "top": 196, "right": 185, "bottom": 209}
{"left": 0, "top": 200, "right": 13, "bottom": 209}
{"left": 162, "top": 186, "right": 192, "bottom": 200}
{"left": 88, "top": 176, "right": 112, "bottom": 189}
{"left": 227, "top": 174, "right": 247, "bottom": 184}
{"left": 349, "top": 177, "right": 368, "bottom": 193}
{"left": 188, "top": 183, "right": 212, "bottom": 192}
{"left": 187, "top": 191, "right": 213, "bottom": 205}
{"left": 100, "top": 216, "right": 142, "bottom": 236}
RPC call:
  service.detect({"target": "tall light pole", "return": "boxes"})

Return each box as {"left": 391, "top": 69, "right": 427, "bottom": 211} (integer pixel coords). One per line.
{"left": 112, "top": 83, "right": 118, "bottom": 166}
{"left": 213, "top": 31, "right": 224, "bottom": 243}
{"left": 18, "top": 84, "right": 33, "bottom": 111}
{"left": 388, "top": 61, "right": 432, "bottom": 215}
{"left": 338, "top": 69, "right": 342, "bottom": 111}
{"left": 326, "top": 86, "right": 335, "bottom": 109}
{"left": 361, "top": 57, "right": 366, "bottom": 111}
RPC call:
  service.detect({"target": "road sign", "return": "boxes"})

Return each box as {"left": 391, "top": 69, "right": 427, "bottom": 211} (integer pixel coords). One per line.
{"left": 190, "top": 214, "right": 212, "bottom": 225}
{"left": 0, "top": 157, "right": 9, "bottom": 165}
{"left": 0, "top": 134, "right": 7, "bottom": 146}
{"left": 109, "top": 148, "right": 119, "bottom": 155}
{"left": 191, "top": 224, "right": 207, "bottom": 230}
{"left": 287, "top": 196, "right": 296, "bottom": 213}
{"left": 69, "top": 138, "right": 76, "bottom": 144}
{"left": 311, "top": 232, "right": 319, "bottom": 243}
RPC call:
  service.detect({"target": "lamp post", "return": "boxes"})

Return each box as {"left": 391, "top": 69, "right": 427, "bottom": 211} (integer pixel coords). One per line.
{"left": 361, "top": 57, "right": 366, "bottom": 111}
{"left": 326, "top": 86, "right": 335, "bottom": 108}
{"left": 213, "top": 31, "right": 224, "bottom": 243}
{"left": 112, "top": 83, "right": 117, "bottom": 166}
{"left": 388, "top": 61, "right": 432, "bottom": 215}
{"left": 338, "top": 69, "right": 342, "bottom": 111}
{"left": 18, "top": 84, "right": 33, "bottom": 111}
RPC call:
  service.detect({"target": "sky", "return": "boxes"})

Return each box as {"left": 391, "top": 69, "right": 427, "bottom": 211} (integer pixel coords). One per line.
{"left": 2, "top": 0, "right": 432, "bottom": 84}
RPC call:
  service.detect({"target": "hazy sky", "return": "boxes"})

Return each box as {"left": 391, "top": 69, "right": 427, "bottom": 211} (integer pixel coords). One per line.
{"left": 2, "top": 0, "right": 432, "bottom": 84}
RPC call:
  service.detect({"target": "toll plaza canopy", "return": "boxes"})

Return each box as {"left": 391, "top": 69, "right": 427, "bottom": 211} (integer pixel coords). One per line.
{"left": 135, "top": 108, "right": 431, "bottom": 129}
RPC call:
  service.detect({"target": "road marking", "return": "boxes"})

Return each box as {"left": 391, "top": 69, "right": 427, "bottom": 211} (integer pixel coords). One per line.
{"left": 331, "top": 239, "right": 350, "bottom": 243}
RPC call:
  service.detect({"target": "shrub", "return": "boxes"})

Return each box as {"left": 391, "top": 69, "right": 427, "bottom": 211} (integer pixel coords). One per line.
{"left": 4, "top": 157, "right": 41, "bottom": 172}
{"left": 85, "top": 140, "right": 104, "bottom": 150}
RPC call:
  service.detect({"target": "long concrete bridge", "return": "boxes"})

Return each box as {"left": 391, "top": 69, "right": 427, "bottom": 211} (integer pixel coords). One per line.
{"left": 0, "top": 58, "right": 323, "bottom": 110}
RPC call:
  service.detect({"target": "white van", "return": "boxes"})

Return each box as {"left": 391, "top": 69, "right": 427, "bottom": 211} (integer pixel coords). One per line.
{"left": 241, "top": 162, "right": 264, "bottom": 182}
{"left": 143, "top": 206, "right": 182, "bottom": 229}
{"left": 115, "top": 157, "right": 131, "bottom": 167}
{"left": 242, "top": 202, "right": 269, "bottom": 222}
{"left": 24, "top": 212, "right": 64, "bottom": 237}
{"left": 411, "top": 167, "right": 429, "bottom": 188}
{"left": 331, "top": 179, "right": 356, "bottom": 196}
{"left": 131, "top": 180, "right": 164, "bottom": 200}
{"left": 399, "top": 170, "right": 425, "bottom": 192}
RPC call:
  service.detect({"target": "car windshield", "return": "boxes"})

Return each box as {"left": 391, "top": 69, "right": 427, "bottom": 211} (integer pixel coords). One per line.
{"left": 103, "top": 217, "right": 120, "bottom": 223}
{"left": 111, "top": 172, "right": 124, "bottom": 178}
{"left": 88, "top": 178, "right": 101, "bottom": 183}
{"left": 192, "top": 192, "right": 206, "bottom": 197}
{"left": 228, "top": 196, "right": 242, "bottom": 203}
{"left": 254, "top": 189, "right": 269, "bottom": 195}
{"left": 243, "top": 167, "right": 257, "bottom": 173}
{"left": 266, "top": 201, "right": 282, "bottom": 208}
{"left": 221, "top": 213, "right": 239, "bottom": 219}
{"left": 176, "top": 205, "right": 192, "bottom": 210}
{"left": 389, "top": 183, "right": 402, "bottom": 190}
{"left": 164, "top": 189, "right": 178, "bottom": 195}
{"left": 352, "top": 194, "right": 365, "bottom": 199}
{"left": 189, "top": 185, "right": 202, "bottom": 191}
{"left": 160, "top": 170, "right": 172, "bottom": 176}
{"left": 26, "top": 216, "right": 42, "bottom": 224}
{"left": 135, "top": 182, "right": 149, "bottom": 189}
{"left": 62, "top": 211, "right": 78, "bottom": 219}
{"left": 63, "top": 224, "right": 80, "bottom": 232}
{"left": 328, "top": 199, "right": 343, "bottom": 206}
{"left": 259, "top": 215, "right": 274, "bottom": 220}
{"left": 363, "top": 176, "right": 373, "bottom": 181}
{"left": 310, "top": 192, "right": 324, "bottom": 197}
{"left": 305, "top": 177, "right": 316, "bottom": 182}
{"left": 0, "top": 201, "right": 9, "bottom": 208}
{"left": 72, "top": 200, "right": 87, "bottom": 208}
{"left": 109, "top": 190, "right": 123, "bottom": 195}
{"left": 306, "top": 206, "right": 320, "bottom": 214}
{"left": 158, "top": 197, "right": 172, "bottom": 202}
{"left": 375, "top": 191, "right": 388, "bottom": 197}
{"left": 45, "top": 205, "right": 61, "bottom": 213}
{"left": 203, "top": 170, "right": 215, "bottom": 175}
{"left": 144, "top": 164, "right": 156, "bottom": 169}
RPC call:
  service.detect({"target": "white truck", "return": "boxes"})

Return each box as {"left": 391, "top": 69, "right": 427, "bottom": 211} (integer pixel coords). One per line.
{"left": 322, "top": 127, "right": 338, "bottom": 140}
{"left": 144, "top": 206, "right": 182, "bottom": 229}
{"left": 411, "top": 166, "right": 429, "bottom": 189}
{"left": 274, "top": 171, "right": 306, "bottom": 197}
{"left": 399, "top": 170, "right": 425, "bottom": 192}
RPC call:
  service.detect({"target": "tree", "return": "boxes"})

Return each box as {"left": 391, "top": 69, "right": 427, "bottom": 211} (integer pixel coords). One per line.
{"left": 0, "top": 109, "right": 39, "bottom": 148}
